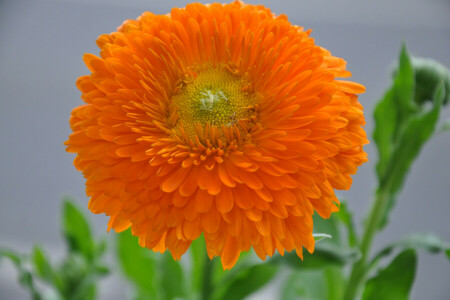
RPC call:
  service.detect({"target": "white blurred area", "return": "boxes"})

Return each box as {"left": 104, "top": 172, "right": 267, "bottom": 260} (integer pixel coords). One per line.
{"left": 0, "top": 0, "right": 449, "bottom": 299}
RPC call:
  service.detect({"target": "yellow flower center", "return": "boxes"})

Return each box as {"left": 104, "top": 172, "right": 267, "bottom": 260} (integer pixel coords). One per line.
{"left": 171, "top": 66, "right": 257, "bottom": 142}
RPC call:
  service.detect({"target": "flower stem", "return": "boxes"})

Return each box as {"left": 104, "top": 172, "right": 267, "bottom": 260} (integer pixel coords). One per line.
{"left": 343, "top": 189, "right": 390, "bottom": 299}
{"left": 201, "top": 254, "right": 214, "bottom": 300}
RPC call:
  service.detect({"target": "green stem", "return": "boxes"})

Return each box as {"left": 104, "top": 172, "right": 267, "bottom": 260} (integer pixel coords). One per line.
{"left": 201, "top": 254, "right": 214, "bottom": 300}
{"left": 343, "top": 189, "right": 390, "bottom": 300}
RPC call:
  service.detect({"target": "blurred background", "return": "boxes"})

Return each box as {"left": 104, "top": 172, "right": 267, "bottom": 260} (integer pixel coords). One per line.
{"left": 0, "top": 0, "right": 449, "bottom": 299}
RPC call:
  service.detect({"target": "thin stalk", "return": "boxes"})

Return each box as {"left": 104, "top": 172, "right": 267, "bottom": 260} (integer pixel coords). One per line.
{"left": 201, "top": 254, "right": 214, "bottom": 300}
{"left": 343, "top": 189, "right": 391, "bottom": 300}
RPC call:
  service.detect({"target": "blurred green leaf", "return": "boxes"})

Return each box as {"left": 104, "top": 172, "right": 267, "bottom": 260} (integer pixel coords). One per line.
{"left": 211, "top": 256, "right": 231, "bottom": 296}
{"left": 69, "top": 262, "right": 110, "bottom": 300}
{"left": 93, "top": 264, "right": 110, "bottom": 276}
{"left": 373, "top": 43, "right": 447, "bottom": 229}
{"left": 57, "top": 253, "right": 92, "bottom": 298}
{"left": 60, "top": 272, "right": 103, "bottom": 300}
{"left": 281, "top": 272, "right": 299, "bottom": 300}
{"left": 363, "top": 249, "right": 417, "bottom": 300}
{"left": 0, "top": 248, "right": 42, "bottom": 300}
{"left": 82, "top": 285, "right": 96, "bottom": 300}
{"left": 62, "top": 199, "right": 95, "bottom": 261}
{"left": 446, "top": 249, "right": 450, "bottom": 260}
{"left": 276, "top": 243, "right": 359, "bottom": 270}
{"left": 371, "top": 233, "right": 450, "bottom": 268}
{"left": 1, "top": 200, "right": 109, "bottom": 300}
{"left": 32, "top": 246, "right": 58, "bottom": 287}
{"left": 335, "top": 201, "right": 358, "bottom": 247}
{"left": 159, "top": 253, "right": 185, "bottom": 300}
{"left": 70, "top": 274, "right": 98, "bottom": 300}
{"left": 282, "top": 270, "right": 327, "bottom": 300}
{"left": 190, "top": 236, "right": 227, "bottom": 300}
{"left": 283, "top": 267, "right": 345, "bottom": 300}
{"left": 117, "top": 229, "right": 158, "bottom": 299}
{"left": 217, "top": 263, "right": 278, "bottom": 300}
{"left": 212, "top": 250, "right": 253, "bottom": 295}
{"left": 190, "top": 234, "right": 206, "bottom": 292}
{"left": 0, "top": 248, "right": 22, "bottom": 265}
{"left": 324, "top": 266, "right": 345, "bottom": 300}
{"left": 95, "top": 239, "right": 108, "bottom": 257}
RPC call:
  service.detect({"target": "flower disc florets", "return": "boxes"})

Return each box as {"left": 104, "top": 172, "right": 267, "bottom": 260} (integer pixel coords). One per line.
{"left": 66, "top": 1, "right": 368, "bottom": 269}
{"left": 171, "top": 65, "right": 257, "bottom": 143}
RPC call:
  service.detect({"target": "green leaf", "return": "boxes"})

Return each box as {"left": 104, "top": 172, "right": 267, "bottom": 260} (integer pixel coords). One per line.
{"left": 116, "top": 229, "right": 158, "bottom": 298}
{"left": 324, "top": 266, "right": 345, "bottom": 300}
{"left": 217, "top": 263, "right": 278, "bottom": 300}
{"left": 281, "top": 272, "right": 300, "bottom": 300}
{"left": 383, "top": 81, "right": 444, "bottom": 193}
{"left": 446, "top": 249, "right": 450, "bottom": 260}
{"left": 276, "top": 243, "right": 359, "bottom": 270}
{"left": 282, "top": 271, "right": 323, "bottom": 300}
{"left": 159, "top": 253, "right": 185, "bottom": 300}
{"left": 371, "top": 233, "right": 450, "bottom": 268}
{"left": 282, "top": 267, "right": 345, "bottom": 300}
{"left": 281, "top": 270, "right": 328, "bottom": 300}
{"left": 373, "top": 44, "right": 447, "bottom": 229}
{"left": 32, "top": 246, "right": 55, "bottom": 284}
{"left": 95, "top": 239, "right": 108, "bottom": 257}
{"left": 190, "top": 236, "right": 230, "bottom": 300}
{"left": 62, "top": 199, "right": 95, "bottom": 261}
{"left": 212, "top": 250, "right": 253, "bottom": 294}
{"left": 0, "top": 248, "right": 22, "bottom": 265}
{"left": 93, "top": 264, "right": 110, "bottom": 276}
{"left": 0, "top": 248, "right": 42, "bottom": 300}
{"left": 82, "top": 285, "right": 96, "bottom": 300}
{"left": 57, "top": 253, "right": 90, "bottom": 297}
{"left": 190, "top": 234, "right": 206, "bottom": 292}
{"left": 378, "top": 82, "right": 445, "bottom": 227}
{"left": 335, "top": 201, "right": 358, "bottom": 247}
{"left": 373, "top": 43, "right": 416, "bottom": 182}
{"left": 363, "top": 249, "right": 417, "bottom": 300}
{"left": 70, "top": 274, "right": 98, "bottom": 300}
{"left": 67, "top": 259, "right": 110, "bottom": 300}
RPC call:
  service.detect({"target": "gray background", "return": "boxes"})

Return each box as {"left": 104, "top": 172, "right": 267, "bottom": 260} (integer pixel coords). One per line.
{"left": 1, "top": 0, "right": 449, "bottom": 299}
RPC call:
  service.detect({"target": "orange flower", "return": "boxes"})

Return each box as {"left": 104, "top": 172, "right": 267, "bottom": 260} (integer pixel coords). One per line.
{"left": 65, "top": 1, "right": 368, "bottom": 269}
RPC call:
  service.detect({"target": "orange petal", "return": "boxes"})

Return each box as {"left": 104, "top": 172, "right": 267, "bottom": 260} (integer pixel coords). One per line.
{"left": 183, "top": 218, "right": 202, "bottom": 240}
{"left": 161, "top": 166, "right": 190, "bottom": 193}
{"left": 218, "top": 163, "right": 236, "bottom": 187}
{"left": 201, "top": 207, "right": 222, "bottom": 233}
{"left": 221, "top": 237, "right": 241, "bottom": 270}
{"left": 216, "top": 187, "right": 234, "bottom": 213}
{"left": 194, "top": 189, "right": 214, "bottom": 213}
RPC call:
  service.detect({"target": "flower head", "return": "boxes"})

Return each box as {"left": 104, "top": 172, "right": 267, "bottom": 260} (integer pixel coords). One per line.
{"left": 65, "top": 1, "right": 368, "bottom": 269}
